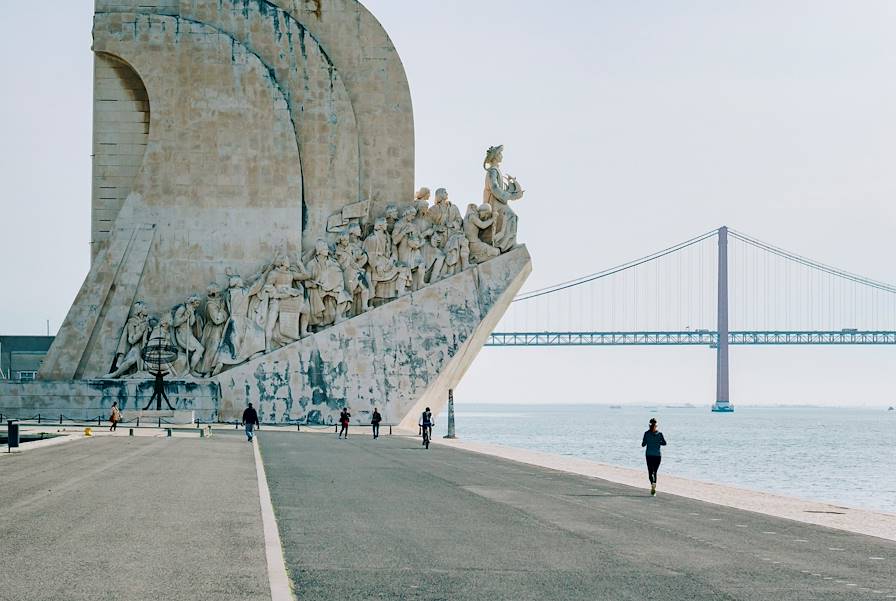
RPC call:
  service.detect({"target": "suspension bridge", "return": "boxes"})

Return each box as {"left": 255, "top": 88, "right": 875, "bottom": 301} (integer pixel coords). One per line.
{"left": 486, "top": 227, "right": 896, "bottom": 412}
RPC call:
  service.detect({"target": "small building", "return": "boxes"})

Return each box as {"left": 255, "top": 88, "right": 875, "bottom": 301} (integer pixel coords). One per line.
{"left": 0, "top": 336, "right": 54, "bottom": 381}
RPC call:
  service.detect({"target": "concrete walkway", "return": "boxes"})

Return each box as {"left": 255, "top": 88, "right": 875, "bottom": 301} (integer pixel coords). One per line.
{"left": 260, "top": 432, "right": 896, "bottom": 601}
{"left": 0, "top": 433, "right": 269, "bottom": 601}
{"left": 436, "top": 438, "right": 896, "bottom": 541}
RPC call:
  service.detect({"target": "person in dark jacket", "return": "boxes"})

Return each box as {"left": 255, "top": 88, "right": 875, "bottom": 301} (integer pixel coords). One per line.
{"left": 371, "top": 408, "right": 382, "bottom": 439}
{"left": 641, "top": 417, "right": 667, "bottom": 496}
{"left": 338, "top": 408, "right": 351, "bottom": 439}
{"left": 242, "top": 403, "right": 260, "bottom": 442}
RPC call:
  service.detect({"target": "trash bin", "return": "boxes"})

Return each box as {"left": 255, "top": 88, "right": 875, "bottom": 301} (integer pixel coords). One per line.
{"left": 7, "top": 420, "right": 19, "bottom": 449}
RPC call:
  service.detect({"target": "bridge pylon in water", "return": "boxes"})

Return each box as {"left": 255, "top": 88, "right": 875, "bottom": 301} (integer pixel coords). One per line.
{"left": 713, "top": 226, "right": 734, "bottom": 412}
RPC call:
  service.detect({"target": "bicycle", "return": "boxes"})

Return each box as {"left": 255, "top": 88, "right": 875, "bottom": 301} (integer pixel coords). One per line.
{"left": 422, "top": 424, "right": 431, "bottom": 449}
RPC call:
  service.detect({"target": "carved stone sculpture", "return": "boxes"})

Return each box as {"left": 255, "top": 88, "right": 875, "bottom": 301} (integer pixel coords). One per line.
{"left": 335, "top": 229, "right": 370, "bottom": 317}
{"left": 423, "top": 229, "right": 446, "bottom": 284}
{"left": 103, "top": 301, "right": 149, "bottom": 378}
{"left": 483, "top": 145, "right": 524, "bottom": 253}
{"left": 464, "top": 203, "right": 501, "bottom": 264}
{"left": 304, "top": 239, "right": 352, "bottom": 327}
{"left": 172, "top": 295, "right": 204, "bottom": 376}
{"left": 197, "top": 283, "right": 228, "bottom": 376}
{"left": 384, "top": 204, "right": 400, "bottom": 236}
{"left": 394, "top": 207, "right": 425, "bottom": 291}
{"left": 427, "top": 187, "right": 462, "bottom": 233}
{"left": 216, "top": 270, "right": 267, "bottom": 372}
{"left": 364, "top": 218, "right": 408, "bottom": 305}
{"left": 263, "top": 256, "right": 310, "bottom": 349}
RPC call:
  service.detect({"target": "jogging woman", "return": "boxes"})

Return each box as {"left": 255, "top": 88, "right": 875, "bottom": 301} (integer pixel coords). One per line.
{"left": 641, "top": 417, "right": 667, "bottom": 496}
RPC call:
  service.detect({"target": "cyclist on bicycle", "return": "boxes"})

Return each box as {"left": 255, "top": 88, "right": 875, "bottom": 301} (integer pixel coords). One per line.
{"left": 420, "top": 407, "right": 434, "bottom": 446}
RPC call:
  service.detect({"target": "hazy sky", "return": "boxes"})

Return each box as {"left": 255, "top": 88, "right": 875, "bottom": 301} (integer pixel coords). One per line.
{"left": 1, "top": 1, "right": 895, "bottom": 407}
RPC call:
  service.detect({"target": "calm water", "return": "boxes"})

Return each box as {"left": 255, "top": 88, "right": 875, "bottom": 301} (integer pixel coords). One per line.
{"left": 432, "top": 404, "right": 896, "bottom": 513}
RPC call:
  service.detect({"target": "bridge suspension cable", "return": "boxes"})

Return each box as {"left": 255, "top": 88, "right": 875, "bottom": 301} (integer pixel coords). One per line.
{"left": 501, "top": 226, "right": 896, "bottom": 336}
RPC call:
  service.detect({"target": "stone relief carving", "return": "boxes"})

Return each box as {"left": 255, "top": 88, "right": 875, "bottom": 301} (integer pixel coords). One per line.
{"left": 102, "top": 146, "right": 526, "bottom": 379}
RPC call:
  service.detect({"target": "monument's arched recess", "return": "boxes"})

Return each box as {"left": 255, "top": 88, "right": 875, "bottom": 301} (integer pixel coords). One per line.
{"left": 4, "top": 0, "right": 531, "bottom": 427}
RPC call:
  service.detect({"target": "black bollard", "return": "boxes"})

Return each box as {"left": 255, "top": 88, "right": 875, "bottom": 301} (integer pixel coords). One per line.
{"left": 59, "top": 414, "right": 63, "bottom": 425}
{"left": 37, "top": 414, "right": 41, "bottom": 424}
{"left": 129, "top": 428, "right": 134, "bottom": 437}
{"left": 7, "top": 420, "right": 20, "bottom": 450}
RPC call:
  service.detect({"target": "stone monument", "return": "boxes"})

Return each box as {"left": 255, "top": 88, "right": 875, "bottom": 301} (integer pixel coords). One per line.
{"left": 0, "top": 0, "right": 532, "bottom": 429}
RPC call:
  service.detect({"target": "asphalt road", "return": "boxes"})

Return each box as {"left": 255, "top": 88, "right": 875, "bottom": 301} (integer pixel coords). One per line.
{"left": 0, "top": 433, "right": 269, "bottom": 601}
{"left": 260, "top": 431, "right": 896, "bottom": 601}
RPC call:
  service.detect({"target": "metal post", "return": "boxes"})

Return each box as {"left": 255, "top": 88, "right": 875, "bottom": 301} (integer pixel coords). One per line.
{"left": 444, "top": 389, "right": 456, "bottom": 439}
{"left": 713, "top": 226, "right": 733, "bottom": 412}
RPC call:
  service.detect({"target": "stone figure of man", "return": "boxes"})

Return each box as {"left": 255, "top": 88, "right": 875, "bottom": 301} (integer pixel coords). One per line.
{"left": 427, "top": 187, "right": 462, "bottom": 233}
{"left": 483, "top": 145, "right": 524, "bottom": 253}
{"left": 304, "top": 239, "right": 352, "bottom": 327}
{"left": 335, "top": 230, "right": 371, "bottom": 317}
{"left": 364, "top": 217, "right": 407, "bottom": 304}
{"left": 263, "top": 256, "right": 310, "bottom": 349}
{"left": 464, "top": 203, "right": 501, "bottom": 264}
{"left": 197, "top": 283, "right": 228, "bottom": 376}
{"left": 104, "top": 301, "right": 150, "bottom": 378}
{"left": 393, "top": 207, "right": 425, "bottom": 291}
{"left": 215, "top": 269, "right": 268, "bottom": 372}
{"left": 423, "top": 229, "right": 446, "bottom": 284}
{"left": 172, "top": 295, "right": 204, "bottom": 376}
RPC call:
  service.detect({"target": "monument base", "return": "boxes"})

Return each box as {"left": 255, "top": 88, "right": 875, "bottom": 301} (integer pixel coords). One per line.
{"left": 135, "top": 410, "right": 195, "bottom": 425}
{"left": 0, "top": 379, "right": 219, "bottom": 422}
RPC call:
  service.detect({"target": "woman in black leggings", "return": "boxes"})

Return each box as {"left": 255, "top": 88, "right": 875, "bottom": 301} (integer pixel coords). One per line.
{"left": 641, "top": 418, "right": 667, "bottom": 496}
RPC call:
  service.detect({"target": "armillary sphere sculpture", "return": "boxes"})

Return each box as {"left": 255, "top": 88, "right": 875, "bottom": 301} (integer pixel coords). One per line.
{"left": 140, "top": 336, "right": 179, "bottom": 411}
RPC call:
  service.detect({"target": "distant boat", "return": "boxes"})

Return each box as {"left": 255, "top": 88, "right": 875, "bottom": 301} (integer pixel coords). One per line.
{"left": 609, "top": 405, "right": 622, "bottom": 409}
{"left": 889, "top": 406, "right": 894, "bottom": 411}
{"left": 666, "top": 403, "right": 696, "bottom": 409}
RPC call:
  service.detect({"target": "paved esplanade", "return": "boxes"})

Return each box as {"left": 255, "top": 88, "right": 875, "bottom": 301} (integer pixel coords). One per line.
{"left": 0, "top": 434, "right": 269, "bottom": 601}
{"left": 261, "top": 433, "right": 895, "bottom": 601}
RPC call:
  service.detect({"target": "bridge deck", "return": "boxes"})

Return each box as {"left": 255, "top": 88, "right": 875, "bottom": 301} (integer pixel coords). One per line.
{"left": 486, "top": 330, "right": 896, "bottom": 346}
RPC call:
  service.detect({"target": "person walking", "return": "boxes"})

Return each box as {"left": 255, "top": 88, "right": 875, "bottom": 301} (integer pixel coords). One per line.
{"left": 641, "top": 417, "right": 667, "bottom": 496}
{"left": 242, "top": 402, "right": 259, "bottom": 443}
{"left": 371, "top": 407, "right": 382, "bottom": 439}
{"left": 338, "top": 407, "right": 351, "bottom": 439}
{"left": 109, "top": 402, "right": 121, "bottom": 432}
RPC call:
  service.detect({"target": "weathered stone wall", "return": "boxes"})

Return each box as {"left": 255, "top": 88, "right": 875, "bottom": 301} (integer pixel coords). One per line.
{"left": 0, "top": 379, "right": 220, "bottom": 421}
{"left": 91, "top": 53, "right": 150, "bottom": 261}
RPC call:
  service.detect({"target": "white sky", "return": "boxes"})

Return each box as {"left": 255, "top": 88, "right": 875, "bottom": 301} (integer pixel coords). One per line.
{"left": 1, "top": 1, "right": 895, "bottom": 407}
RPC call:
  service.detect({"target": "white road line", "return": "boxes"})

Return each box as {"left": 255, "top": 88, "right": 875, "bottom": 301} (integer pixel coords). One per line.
{"left": 792, "top": 539, "right": 808, "bottom": 543}
{"left": 253, "top": 439, "right": 296, "bottom": 601}
{"left": 762, "top": 531, "right": 777, "bottom": 535}
{"left": 828, "top": 547, "right": 845, "bottom": 551}
{"left": 736, "top": 524, "right": 748, "bottom": 528}
{"left": 869, "top": 557, "right": 886, "bottom": 560}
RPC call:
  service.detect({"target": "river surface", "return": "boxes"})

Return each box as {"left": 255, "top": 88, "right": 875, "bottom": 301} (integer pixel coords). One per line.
{"left": 432, "top": 404, "right": 896, "bottom": 513}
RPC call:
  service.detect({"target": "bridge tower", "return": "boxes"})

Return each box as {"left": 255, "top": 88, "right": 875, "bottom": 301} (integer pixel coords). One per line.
{"left": 713, "top": 226, "right": 734, "bottom": 412}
